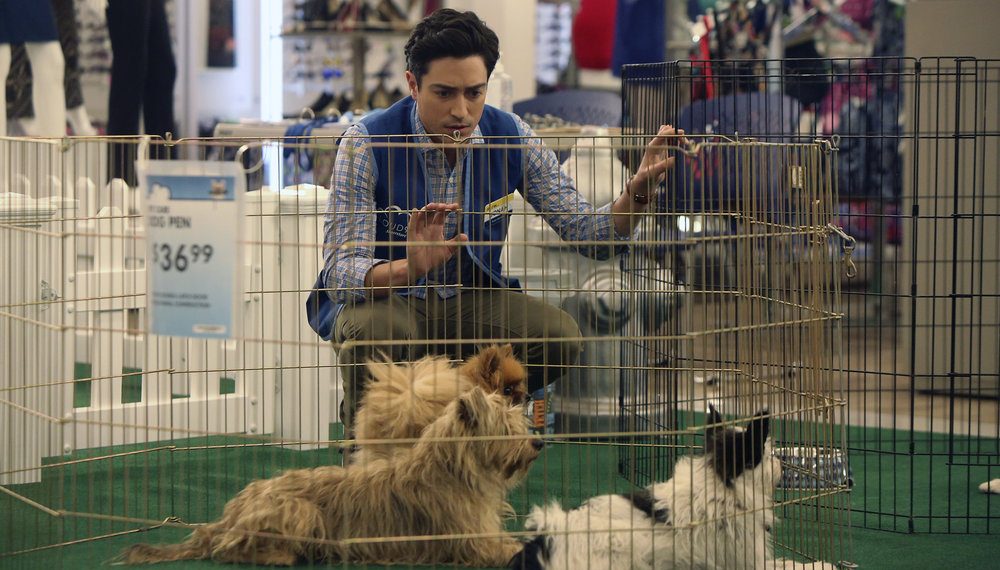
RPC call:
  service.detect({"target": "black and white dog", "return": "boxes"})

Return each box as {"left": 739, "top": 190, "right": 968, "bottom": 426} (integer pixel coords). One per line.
{"left": 511, "top": 406, "right": 836, "bottom": 570}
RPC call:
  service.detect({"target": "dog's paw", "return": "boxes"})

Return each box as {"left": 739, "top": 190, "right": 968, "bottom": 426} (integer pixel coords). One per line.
{"left": 979, "top": 478, "right": 1000, "bottom": 494}
{"left": 508, "top": 536, "right": 550, "bottom": 570}
{"left": 522, "top": 505, "right": 545, "bottom": 531}
{"left": 523, "top": 502, "right": 565, "bottom": 531}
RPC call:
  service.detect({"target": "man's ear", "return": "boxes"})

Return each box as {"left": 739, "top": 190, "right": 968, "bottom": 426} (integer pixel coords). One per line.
{"left": 405, "top": 70, "right": 419, "bottom": 97}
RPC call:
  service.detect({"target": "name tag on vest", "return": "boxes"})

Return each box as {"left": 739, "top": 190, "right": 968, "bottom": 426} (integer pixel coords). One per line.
{"left": 483, "top": 193, "right": 515, "bottom": 223}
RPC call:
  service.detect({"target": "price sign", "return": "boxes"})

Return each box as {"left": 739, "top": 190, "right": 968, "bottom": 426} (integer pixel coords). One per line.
{"left": 139, "top": 160, "right": 245, "bottom": 338}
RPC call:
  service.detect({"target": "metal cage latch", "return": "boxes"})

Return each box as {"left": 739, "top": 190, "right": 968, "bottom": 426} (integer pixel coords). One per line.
{"left": 826, "top": 224, "right": 858, "bottom": 279}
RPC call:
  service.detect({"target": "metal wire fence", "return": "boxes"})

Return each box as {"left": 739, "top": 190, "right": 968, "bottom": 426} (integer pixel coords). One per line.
{"left": 618, "top": 57, "right": 999, "bottom": 535}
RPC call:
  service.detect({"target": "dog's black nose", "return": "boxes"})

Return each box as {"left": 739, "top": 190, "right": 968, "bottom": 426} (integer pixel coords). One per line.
{"left": 531, "top": 438, "right": 545, "bottom": 451}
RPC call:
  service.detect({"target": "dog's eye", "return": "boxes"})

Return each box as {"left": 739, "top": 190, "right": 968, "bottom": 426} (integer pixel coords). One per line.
{"left": 503, "top": 386, "right": 513, "bottom": 395}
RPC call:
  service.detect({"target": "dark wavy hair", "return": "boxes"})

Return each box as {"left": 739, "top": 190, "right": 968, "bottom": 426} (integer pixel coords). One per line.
{"left": 404, "top": 9, "right": 500, "bottom": 86}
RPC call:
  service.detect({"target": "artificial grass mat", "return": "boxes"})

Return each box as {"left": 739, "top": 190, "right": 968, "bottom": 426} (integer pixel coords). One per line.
{"left": 2, "top": 423, "right": 997, "bottom": 569}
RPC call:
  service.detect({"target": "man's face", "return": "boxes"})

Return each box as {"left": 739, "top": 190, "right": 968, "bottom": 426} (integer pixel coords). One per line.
{"left": 406, "top": 56, "right": 488, "bottom": 142}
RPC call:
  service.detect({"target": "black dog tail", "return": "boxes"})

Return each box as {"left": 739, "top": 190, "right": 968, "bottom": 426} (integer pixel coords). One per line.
{"left": 507, "top": 536, "right": 551, "bottom": 570}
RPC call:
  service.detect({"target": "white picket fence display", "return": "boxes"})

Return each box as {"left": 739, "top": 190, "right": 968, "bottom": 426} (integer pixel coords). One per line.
{"left": 1, "top": 141, "right": 338, "bottom": 484}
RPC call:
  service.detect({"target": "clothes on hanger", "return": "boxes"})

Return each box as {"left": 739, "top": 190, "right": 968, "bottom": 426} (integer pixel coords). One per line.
{"left": 783, "top": 40, "right": 831, "bottom": 108}
{"left": 782, "top": 0, "right": 870, "bottom": 47}
{"left": 368, "top": 74, "right": 392, "bottom": 110}
{"left": 308, "top": 90, "right": 336, "bottom": 115}
{"left": 421, "top": 0, "right": 440, "bottom": 16}
{"left": 571, "top": 0, "right": 616, "bottom": 70}
{"left": 611, "top": 0, "right": 665, "bottom": 77}
{"left": 536, "top": 0, "right": 572, "bottom": 88}
{"left": 289, "top": 0, "right": 411, "bottom": 32}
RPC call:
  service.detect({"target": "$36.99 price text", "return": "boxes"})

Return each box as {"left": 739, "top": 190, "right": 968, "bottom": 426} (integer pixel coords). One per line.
{"left": 151, "top": 243, "right": 214, "bottom": 272}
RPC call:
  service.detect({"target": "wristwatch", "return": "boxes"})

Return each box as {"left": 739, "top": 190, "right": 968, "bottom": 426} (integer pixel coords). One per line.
{"left": 627, "top": 177, "right": 651, "bottom": 204}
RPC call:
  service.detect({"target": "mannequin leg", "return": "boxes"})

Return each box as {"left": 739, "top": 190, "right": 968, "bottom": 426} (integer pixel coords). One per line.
{"left": 67, "top": 106, "right": 96, "bottom": 136}
{"left": 106, "top": 0, "right": 152, "bottom": 184}
{"left": 0, "top": 44, "right": 9, "bottom": 135}
{"left": 23, "top": 42, "right": 66, "bottom": 137}
{"left": 106, "top": 0, "right": 150, "bottom": 136}
{"left": 142, "top": 0, "right": 177, "bottom": 156}
{"left": 53, "top": 0, "right": 96, "bottom": 135}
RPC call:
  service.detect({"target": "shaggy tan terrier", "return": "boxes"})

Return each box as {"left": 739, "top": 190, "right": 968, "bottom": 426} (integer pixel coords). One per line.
{"left": 352, "top": 343, "right": 528, "bottom": 464}
{"left": 120, "top": 387, "right": 543, "bottom": 566}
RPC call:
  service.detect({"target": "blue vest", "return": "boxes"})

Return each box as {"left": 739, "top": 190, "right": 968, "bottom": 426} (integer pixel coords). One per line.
{"left": 306, "top": 98, "right": 524, "bottom": 340}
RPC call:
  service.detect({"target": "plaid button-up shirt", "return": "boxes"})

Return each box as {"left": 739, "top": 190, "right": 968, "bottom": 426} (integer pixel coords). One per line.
{"left": 323, "top": 105, "right": 628, "bottom": 303}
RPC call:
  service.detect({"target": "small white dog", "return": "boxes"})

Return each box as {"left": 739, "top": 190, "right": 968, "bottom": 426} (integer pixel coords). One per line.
{"left": 512, "top": 406, "right": 837, "bottom": 570}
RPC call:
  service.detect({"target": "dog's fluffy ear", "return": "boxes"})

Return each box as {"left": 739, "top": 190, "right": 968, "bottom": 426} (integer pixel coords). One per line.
{"left": 705, "top": 404, "right": 724, "bottom": 435}
{"left": 704, "top": 404, "right": 723, "bottom": 455}
{"left": 747, "top": 409, "right": 770, "bottom": 466}
{"left": 473, "top": 345, "right": 503, "bottom": 379}
{"left": 498, "top": 343, "right": 514, "bottom": 358}
{"left": 457, "top": 386, "right": 491, "bottom": 429}
{"left": 706, "top": 425, "right": 739, "bottom": 485}
{"left": 705, "top": 406, "right": 773, "bottom": 486}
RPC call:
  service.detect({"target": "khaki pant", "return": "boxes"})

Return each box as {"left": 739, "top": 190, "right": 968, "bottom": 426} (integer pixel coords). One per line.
{"left": 333, "top": 289, "right": 582, "bottom": 430}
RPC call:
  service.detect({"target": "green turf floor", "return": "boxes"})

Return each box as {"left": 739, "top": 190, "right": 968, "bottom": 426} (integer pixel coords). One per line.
{"left": 2, "top": 422, "right": 997, "bottom": 569}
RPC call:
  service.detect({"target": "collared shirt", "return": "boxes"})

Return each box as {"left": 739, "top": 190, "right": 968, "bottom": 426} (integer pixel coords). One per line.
{"left": 323, "top": 104, "right": 629, "bottom": 304}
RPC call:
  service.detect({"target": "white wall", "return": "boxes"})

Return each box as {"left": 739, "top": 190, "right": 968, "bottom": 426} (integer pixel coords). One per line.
{"left": 83, "top": 1, "right": 541, "bottom": 134}
{"left": 446, "top": 0, "right": 538, "bottom": 103}
{"left": 905, "top": 0, "right": 1000, "bottom": 59}
{"left": 176, "top": 0, "right": 262, "bottom": 137}
{"left": 178, "top": 1, "right": 540, "bottom": 130}
{"left": 904, "top": 0, "right": 1000, "bottom": 397}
